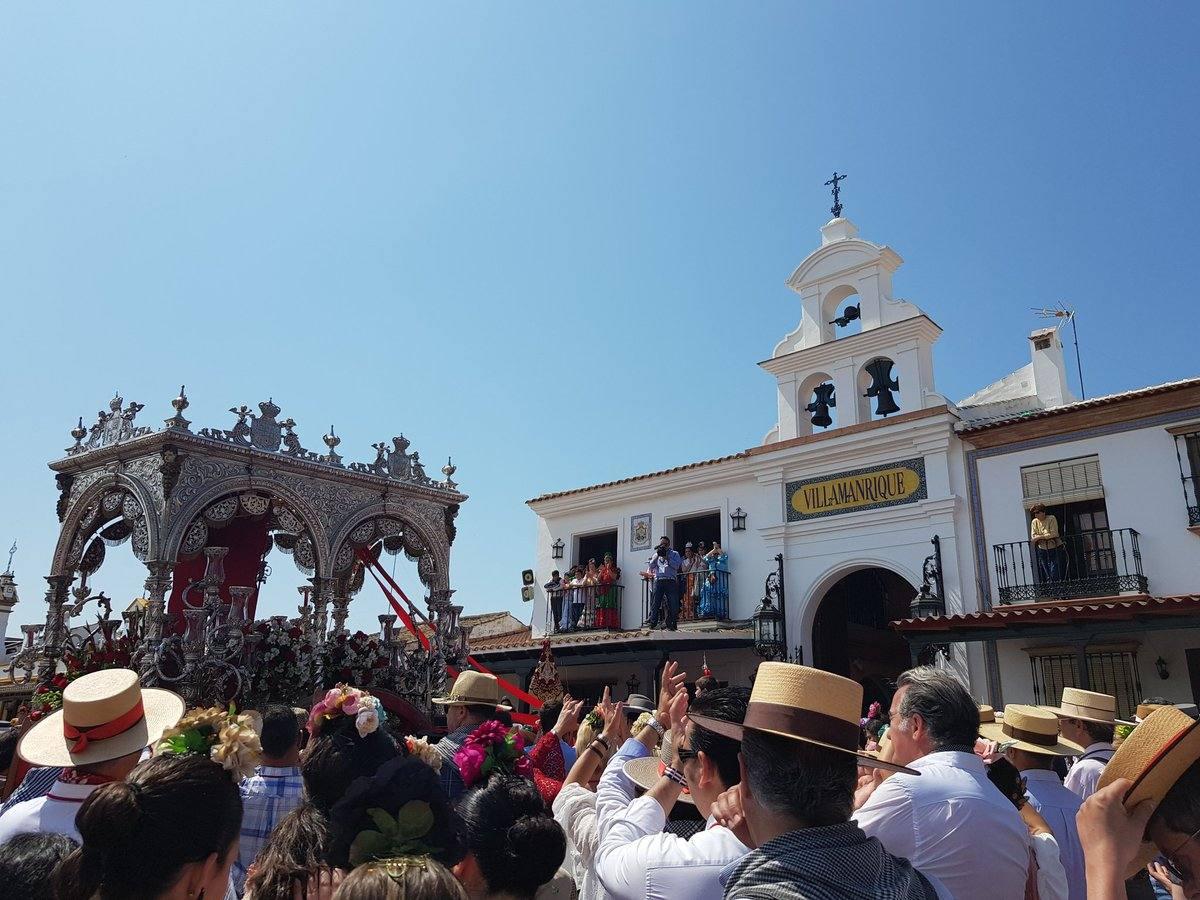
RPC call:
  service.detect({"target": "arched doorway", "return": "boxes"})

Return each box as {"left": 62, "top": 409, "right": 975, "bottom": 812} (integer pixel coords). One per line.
{"left": 811, "top": 567, "right": 914, "bottom": 713}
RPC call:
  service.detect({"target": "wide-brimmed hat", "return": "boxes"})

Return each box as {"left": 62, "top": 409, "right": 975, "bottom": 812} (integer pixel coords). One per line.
{"left": 1043, "top": 687, "right": 1132, "bottom": 726}
{"left": 19, "top": 669, "right": 185, "bottom": 768}
{"left": 623, "top": 693, "right": 656, "bottom": 717}
{"left": 1135, "top": 702, "right": 1173, "bottom": 723}
{"left": 690, "top": 662, "right": 917, "bottom": 774}
{"left": 430, "top": 671, "right": 511, "bottom": 710}
{"left": 1098, "top": 706, "right": 1200, "bottom": 877}
{"left": 980, "top": 705, "right": 1084, "bottom": 756}
{"left": 623, "top": 755, "right": 696, "bottom": 805}
{"left": 979, "top": 704, "right": 1002, "bottom": 725}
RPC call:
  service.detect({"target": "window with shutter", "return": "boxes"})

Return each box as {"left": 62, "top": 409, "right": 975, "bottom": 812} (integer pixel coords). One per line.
{"left": 1020, "top": 456, "right": 1104, "bottom": 508}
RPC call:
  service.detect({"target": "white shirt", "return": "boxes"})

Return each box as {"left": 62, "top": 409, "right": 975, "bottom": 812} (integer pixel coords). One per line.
{"left": 1031, "top": 831, "right": 1071, "bottom": 900}
{"left": 552, "top": 782, "right": 604, "bottom": 900}
{"left": 594, "top": 737, "right": 749, "bottom": 900}
{"left": 0, "top": 778, "right": 98, "bottom": 843}
{"left": 1023, "top": 769, "right": 1086, "bottom": 900}
{"left": 1064, "top": 742, "right": 1113, "bottom": 801}
{"left": 854, "top": 749, "right": 1030, "bottom": 900}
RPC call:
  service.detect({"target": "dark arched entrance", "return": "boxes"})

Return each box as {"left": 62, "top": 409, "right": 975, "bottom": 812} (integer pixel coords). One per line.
{"left": 812, "top": 567, "right": 915, "bottom": 714}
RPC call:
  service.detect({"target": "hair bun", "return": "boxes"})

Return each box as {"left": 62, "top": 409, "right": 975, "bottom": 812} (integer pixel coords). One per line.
{"left": 506, "top": 813, "right": 566, "bottom": 889}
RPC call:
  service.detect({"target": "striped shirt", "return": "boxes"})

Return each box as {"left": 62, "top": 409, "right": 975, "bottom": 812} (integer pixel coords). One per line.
{"left": 233, "top": 765, "right": 304, "bottom": 894}
{"left": 434, "top": 724, "right": 474, "bottom": 803}
{"left": 720, "top": 822, "right": 949, "bottom": 900}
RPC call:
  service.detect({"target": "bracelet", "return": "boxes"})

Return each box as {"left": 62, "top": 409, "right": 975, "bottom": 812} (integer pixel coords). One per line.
{"left": 662, "top": 765, "right": 688, "bottom": 788}
{"left": 593, "top": 735, "right": 611, "bottom": 751}
{"left": 645, "top": 716, "right": 665, "bottom": 738}
{"left": 584, "top": 743, "right": 604, "bottom": 759}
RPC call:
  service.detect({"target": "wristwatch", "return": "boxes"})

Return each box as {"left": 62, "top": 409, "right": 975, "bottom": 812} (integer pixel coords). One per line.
{"left": 645, "top": 715, "right": 666, "bottom": 738}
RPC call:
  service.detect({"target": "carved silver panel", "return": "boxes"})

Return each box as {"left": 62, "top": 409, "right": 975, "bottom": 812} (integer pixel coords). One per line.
{"left": 181, "top": 520, "right": 209, "bottom": 556}
{"left": 132, "top": 518, "right": 150, "bottom": 560}
{"left": 377, "top": 518, "right": 403, "bottom": 538}
{"left": 349, "top": 521, "right": 377, "bottom": 546}
{"left": 332, "top": 542, "right": 354, "bottom": 574}
{"left": 293, "top": 536, "right": 316, "bottom": 573}
{"left": 240, "top": 493, "right": 270, "bottom": 517}
{"left": 122, "top": 494, "right": 143, "bottom": 521}
{"left": 102, "top": 492, "right": 123, "bottom": 516}
{"left": 273, "top": 505, "right": 302, "bottom": 534}
{"left": 203, "top": 496, "right": 239, "bottom": 525}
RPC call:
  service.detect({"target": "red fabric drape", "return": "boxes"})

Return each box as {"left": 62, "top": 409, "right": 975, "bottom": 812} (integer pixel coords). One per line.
{"left": 167, "top": 516, "right": 271, "bottom": 623}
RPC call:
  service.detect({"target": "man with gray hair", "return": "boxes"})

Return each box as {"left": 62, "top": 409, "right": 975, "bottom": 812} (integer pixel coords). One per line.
{"left": 853, "top": 667, "right": 1030, "bottom": 900}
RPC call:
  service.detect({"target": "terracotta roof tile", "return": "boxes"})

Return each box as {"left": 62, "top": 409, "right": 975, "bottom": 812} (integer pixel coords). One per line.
{"left": 527, "top": 452, "right": 748, "bottom": 504}
{"left": 471, "top": 624, "right": 754, "bottom": 654}
{"left": 892, "top": 594, "right": 1200, "bottom": 634}
{"left": 956, "top": 377, "right": 1200, "bottom": 434}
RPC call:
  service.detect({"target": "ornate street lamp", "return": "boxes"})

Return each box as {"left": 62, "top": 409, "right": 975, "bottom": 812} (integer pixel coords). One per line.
{"left": 752, "top": 595, "right": 784, "bottom": 660}
{"left": 551, "top": 538, "right": 565, "bottom": 560}
{"left": 730, "top": 507, "right": 747, "bottom": 532}
{"left": 626, "top": 672, "right": 641, "bottom": 696}
{"left": 910, "top": 583, "right": 945, "bottom": 619}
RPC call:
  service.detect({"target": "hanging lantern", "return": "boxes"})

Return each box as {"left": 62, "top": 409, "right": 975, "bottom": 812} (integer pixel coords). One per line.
{"left": 863, "top": 358, "right": 900, "bottom": 417}
{"left": 805, "top": 383, "right": 836, "bottom": 428}
{"left": 752, "top": 595, "right": 784, "bottom": 660}
{"left": 551, "top": 538, "right": 565, "bottom": 560}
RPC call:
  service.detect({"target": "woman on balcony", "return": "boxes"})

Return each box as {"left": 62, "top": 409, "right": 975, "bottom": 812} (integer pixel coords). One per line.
{"left": 698, "top": 543, "right": 729, "bottom": 618}
{"left": 595, "top": 553, "right": 620, "bottom": 628}
{"left": 1031, "top": 503, "right": 1065, "bottom": 585}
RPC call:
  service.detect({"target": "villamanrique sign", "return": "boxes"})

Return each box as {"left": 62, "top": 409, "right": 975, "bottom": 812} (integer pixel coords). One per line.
{"left": 786, "top": 457, "right": 927, "bottom": 522}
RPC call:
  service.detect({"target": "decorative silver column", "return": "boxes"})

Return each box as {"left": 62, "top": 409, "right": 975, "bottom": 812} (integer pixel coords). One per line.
{"left": 36, "top": 575, "right": 73, "bottom": 684}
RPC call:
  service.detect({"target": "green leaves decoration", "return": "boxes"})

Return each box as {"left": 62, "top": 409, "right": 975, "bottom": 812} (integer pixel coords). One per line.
{"left": 348, "top": 802, "right": 438, "bottom": 867}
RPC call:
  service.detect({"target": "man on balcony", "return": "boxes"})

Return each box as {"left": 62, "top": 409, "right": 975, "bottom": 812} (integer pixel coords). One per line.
{"left": 646, "top": 536, "right": 683, "bottom": 631}
{"left": 1030, "top": 503, "right": 1064, "bottom": 584}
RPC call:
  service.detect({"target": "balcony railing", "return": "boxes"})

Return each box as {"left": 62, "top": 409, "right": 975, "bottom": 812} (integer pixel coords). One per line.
{"left": 993, "top": 528, "right": 1148, "bottom": 605}
{"left": 1183, "top": 475, "right": 1200, "bottom": 527}
{"left": 545, "top": 582, "right": 623, "bottom": 634}
{"left": 641, "top": 567, "right": 731, "bottom": 624}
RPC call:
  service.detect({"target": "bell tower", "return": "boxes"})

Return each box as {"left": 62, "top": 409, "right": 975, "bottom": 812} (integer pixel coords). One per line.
{"left": 761, "top": 214, "right": 943, "bottom": 443}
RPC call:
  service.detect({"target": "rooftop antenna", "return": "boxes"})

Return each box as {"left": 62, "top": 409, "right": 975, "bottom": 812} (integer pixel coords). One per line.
{"left": 1032, "top": 302, "right": 1085, "bottom": 400}
{"left": 4, "top": 541, "right": 15, "bottom": 575}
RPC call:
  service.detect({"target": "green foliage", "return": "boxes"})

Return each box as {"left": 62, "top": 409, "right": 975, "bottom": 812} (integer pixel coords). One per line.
{"left": 347, "top": 802, "right": 438, "bottom": 867}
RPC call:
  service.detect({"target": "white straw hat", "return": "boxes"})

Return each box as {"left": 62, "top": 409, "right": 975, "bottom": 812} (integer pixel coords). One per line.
{"left": 18, "top": 669, "right": 185, "bottom": 768}
{"left": 1043, "top": 687, "right": 1132, "bottom": 726}
{"left": 980, "top": 705, "right": 1084, "bottom": 756}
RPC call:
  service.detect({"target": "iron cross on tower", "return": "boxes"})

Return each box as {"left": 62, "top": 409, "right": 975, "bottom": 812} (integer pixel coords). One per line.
{"left": 825, "top": 171, "right": 847, "bottom": 218}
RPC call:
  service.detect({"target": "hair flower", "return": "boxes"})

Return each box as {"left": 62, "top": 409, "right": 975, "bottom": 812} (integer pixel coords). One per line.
{"left": 453, "top": 719, "right": 534, "bottom": 788}
{"left": 405, "top": 735, "right": 442, "bottom": 772}
{"left": 157, "top": 704, "right": 263, "bottom": 781}
{"left": 307, "top": 683, "right": 386, "bottom": 738}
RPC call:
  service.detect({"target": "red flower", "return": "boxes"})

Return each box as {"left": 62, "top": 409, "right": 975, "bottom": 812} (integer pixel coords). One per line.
{"left": 288, "top": 627, "right": 303, "bottom": 639}
{"left": 51, "top": 674, "right": 68, "bottom": 689}
{"left": 35, "top": 684, "right": 48, "bottom": 695}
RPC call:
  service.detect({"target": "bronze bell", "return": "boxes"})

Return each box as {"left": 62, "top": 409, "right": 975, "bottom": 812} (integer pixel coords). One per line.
{"left": 863, "top": 358, "right": 900, "bottom": 416}
{"left": 805, "top": 383, "right": 836, "bottom": 428}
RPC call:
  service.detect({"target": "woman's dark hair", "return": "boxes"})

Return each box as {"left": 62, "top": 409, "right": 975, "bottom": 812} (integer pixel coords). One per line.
{"left": 1030, "top": 503, "right": 1047, "bottom": 515}
{"left": 303, "top": 713, "right": 400, "bottom": 812}
{"left": 260, "top": 704, "right": 302, "bottom": 759}
{"left": 538, "top": 701, "right": 563, "bottom": 736}
{"left": 687, "top": 687, "right": 750, "bottom": 789}
{"left": 241, "top": 803, "right": 330, "bottom": 900}
{"left": 986, "top": 757, "right": 1027, "bottom": 810}
{"left": 327, "top": 757, "right": 464, "bottom": 870}
{"left": 1153, "top": 758, "right": 1200, "bottom": 836}
{"left": 0, "top": 831, "right": 78, "bottom": 900}
{"left": 456, "top": 776, "right": 565, "bottom": 899}
{"left": 54, "top": 754, "right": 241, "bottom": 900}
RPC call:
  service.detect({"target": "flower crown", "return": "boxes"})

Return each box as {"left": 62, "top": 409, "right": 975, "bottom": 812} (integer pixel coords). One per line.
{"left": 583, "top": 709, "right": 603, "bottom": 731}
{"left": 308, "top": 684, "right": 385, "bottom": 739}
{"left": 404, "top": 735, "right": 442, "bottom": 772}
{"left": 156, "top": 704, "right": 263, "bottom": 781}
{"left": 453, "top": 720, "right": 533, "bottom": 788}
{"left": 349, "top": 802, "right": 440, "bottom": 867}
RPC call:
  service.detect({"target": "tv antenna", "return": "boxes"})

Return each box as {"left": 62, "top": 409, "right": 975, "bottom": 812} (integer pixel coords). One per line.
{"left": 1032, "top": 302, "right": 1085, "bottom": 400}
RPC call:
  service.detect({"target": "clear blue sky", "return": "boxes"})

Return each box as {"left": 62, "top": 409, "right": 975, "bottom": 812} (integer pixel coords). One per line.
{"left": 3, "top": 4, "right": 1198, "bottom": 637}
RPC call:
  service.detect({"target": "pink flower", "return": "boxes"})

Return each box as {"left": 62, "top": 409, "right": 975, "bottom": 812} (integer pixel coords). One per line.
{"left": 514, "top": 755, "right": 533, "bottom": 779}
{"left": 456, "top": 743, "right": 487, "bottom": 787}
{"left": 472, "top": 720, "right": 508, "bottom": 747}
{"left": 323, "top": 688, "right": 343, "bottom": 707}
{"left": 342, "top": 693, "right": 362, "bottom": 715}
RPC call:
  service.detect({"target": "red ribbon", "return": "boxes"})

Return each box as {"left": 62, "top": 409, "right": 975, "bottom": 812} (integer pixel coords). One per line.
{"left": 357, "top": 550, "right": 546, "bottom": 717}
{"left": 62, "top": 699, "right": 145, "bottom": 754}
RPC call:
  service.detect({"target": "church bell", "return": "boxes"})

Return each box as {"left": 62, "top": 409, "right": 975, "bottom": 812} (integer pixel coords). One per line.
{"left": 863, "top": 358, "right": 900, "bottom": 416}
{"left": 805, "top": 383, "right": 836, "bottom": 428}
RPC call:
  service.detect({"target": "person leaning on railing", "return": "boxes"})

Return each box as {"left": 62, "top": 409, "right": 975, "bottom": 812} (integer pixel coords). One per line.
{"left": 1031, "top": 504, "right": 1065, "bottom": 583}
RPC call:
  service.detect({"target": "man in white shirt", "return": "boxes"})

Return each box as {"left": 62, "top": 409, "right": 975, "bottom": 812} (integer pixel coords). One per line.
{"left": 1044, "top": 687, "right": 1123, "bottom": 800}
{"left": 594, "top": 670, "right": 750, "bottom": 900}
{"left": 0, "top": 669, "right": 184, "bottom": 844}
{"left": 854, "top": 667, "right": 1030, "bottom": 900}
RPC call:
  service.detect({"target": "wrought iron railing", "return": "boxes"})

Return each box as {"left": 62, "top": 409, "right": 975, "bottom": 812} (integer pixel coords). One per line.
{"left": 641, "top": 567, "right": 731, "bottom": 624}
{"left": 545, "top": 582, "right": 623, "bottom": 633}
{"left": 1184, "top": 475, "right": 1200, "bottom": 527}
{"left": 993, "top": 528, "right": 1147, "bottom": 604}
{"left": 1173, "top": 432, "right": 1200, "bottom": 526}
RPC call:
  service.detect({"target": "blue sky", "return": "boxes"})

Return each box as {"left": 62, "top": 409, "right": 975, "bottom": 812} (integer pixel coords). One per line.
{"left": 2, "top": 4, "right": 1198, "bottom": 637}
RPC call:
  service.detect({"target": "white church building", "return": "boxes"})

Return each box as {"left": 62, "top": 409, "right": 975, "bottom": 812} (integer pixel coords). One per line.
{"left": 470, "top": 212, "right": 1200, "bottom": 717}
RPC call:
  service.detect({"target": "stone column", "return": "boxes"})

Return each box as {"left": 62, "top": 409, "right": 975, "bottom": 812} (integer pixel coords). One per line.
{"left": 36, "top": 575, "right": 73, "bottom": 683}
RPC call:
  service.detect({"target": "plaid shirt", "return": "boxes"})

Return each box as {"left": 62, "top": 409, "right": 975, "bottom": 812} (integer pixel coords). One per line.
{"left": 0, "top": 766, "right": 61, "bottom": 814}
{"left": 721, "top": 822, "right": 947, "bottom": 900}
{"left": 434, "top": 724, "right": 474, "bottom": 803}
{"left": 233, "top": 765, "right": 304, "bottom": 894}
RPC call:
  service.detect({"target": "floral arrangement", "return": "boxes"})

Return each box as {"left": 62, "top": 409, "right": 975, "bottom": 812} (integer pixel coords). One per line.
{"left": 307, "top": 684, "right": 385, "bottom": 738}
{"left": 861, "top": 700, "right": 883, "bottom": 727}
{"left": 247, "top": 621, "right": 314, "bottom": 704}
{"left": 30, "top": 636, "right": 137, "bottom": 721}
{"left": 583, "top": 708, "right": 603, "bottom": 732}
{"left": 348, "top": 802, "right": 440, "bottom": 867}
{"left": 157, "top": 704, "right": 263, "bottom": 781}
{"left": 632, "top": 711, "right": 652, "bottom": 734}
{"left": 454, "top": 720, "right": 533, "bottom": 788}
{"left": 318, "top": 631, "right": 393, "bottom": 690}
{"left": 405, "top": 735, "right": 442, "bottom": 772}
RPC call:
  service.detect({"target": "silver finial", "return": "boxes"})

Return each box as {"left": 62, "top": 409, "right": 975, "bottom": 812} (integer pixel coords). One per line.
{"left": 165, "top": 384, "right": 192, "bottom": 431}
{"left": 441, "top": 456, "right": 456, "bottom": 478}
{"left": 322, "top": 426, "right": 343, "bottom": 467}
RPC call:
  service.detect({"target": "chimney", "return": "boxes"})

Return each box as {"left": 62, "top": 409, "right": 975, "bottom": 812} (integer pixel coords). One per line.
{"left": 1029, "top": 327, "right": 1075, "bottom": 408}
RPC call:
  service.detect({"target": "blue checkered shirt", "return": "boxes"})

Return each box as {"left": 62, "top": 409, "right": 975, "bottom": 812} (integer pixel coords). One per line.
{"left": 0, "top": 766, "right": 61, "bottom": 814}
{"left": 434, "top": 724, "right": 474, "bottom": 804}
{"left": 233, "top": 765, "right": 304, "bottom": 895}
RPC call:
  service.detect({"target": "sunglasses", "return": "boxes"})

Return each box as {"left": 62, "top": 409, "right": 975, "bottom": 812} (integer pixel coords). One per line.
{"left": 1161, "top": 825, "right": 1200, "bottom": 885}
{"left": 676, "top": 745, "right": 700, "bottom": 764}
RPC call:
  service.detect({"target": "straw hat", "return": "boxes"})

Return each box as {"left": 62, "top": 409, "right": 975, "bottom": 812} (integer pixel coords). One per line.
{"left": 1043, "top": 687, "right": 1132, "bottom": 726}
{"left": 980, "top": 705, "right": 1084, "bottom": 756}
{"left": 1097, "top": 706, "right": 1200, "bottom": 877}
{"left": 623, "top": 756, "right": 696, "bottom": 806}
{"left": 19, "top": 669, "right": 185, "bottom": 768}
{"left": 430, "top": 671, "right": 511, "bottom": 710}
{"left": 1135, "top": 702, "right": 1173, "bottom": 723}
{"left": 690, "top": 662, "right": 917, "bottom": 774}
{"left": 978, "top": 704, "right": 1001, "bottom": 725}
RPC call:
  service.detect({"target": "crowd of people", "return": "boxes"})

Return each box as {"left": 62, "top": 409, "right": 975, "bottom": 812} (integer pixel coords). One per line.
{"left": 0, "top": 658, "right": 1197, "bottom": 900}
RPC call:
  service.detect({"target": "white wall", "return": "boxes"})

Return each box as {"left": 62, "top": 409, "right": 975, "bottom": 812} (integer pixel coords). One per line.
{"left": 974, "top": 423, "right": 1200, "bottom": 599}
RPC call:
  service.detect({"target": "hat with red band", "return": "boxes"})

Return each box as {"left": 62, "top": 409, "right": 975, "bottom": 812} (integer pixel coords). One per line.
{"left": 18, "top": 669, "right": 185, "bottom": 768}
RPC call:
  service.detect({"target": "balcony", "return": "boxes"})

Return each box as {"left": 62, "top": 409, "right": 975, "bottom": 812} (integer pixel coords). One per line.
{"left": 641, "top": 568, "right": 732, "bottom": 624}
{"left": 993, "top": 528, "right": 1148, "bottom": 605}
{"left": 1183, "top": 475, "right": 1200, "bottom": 528}
{"left": 545, "top": 582, "right": 624, "bottom": 634}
